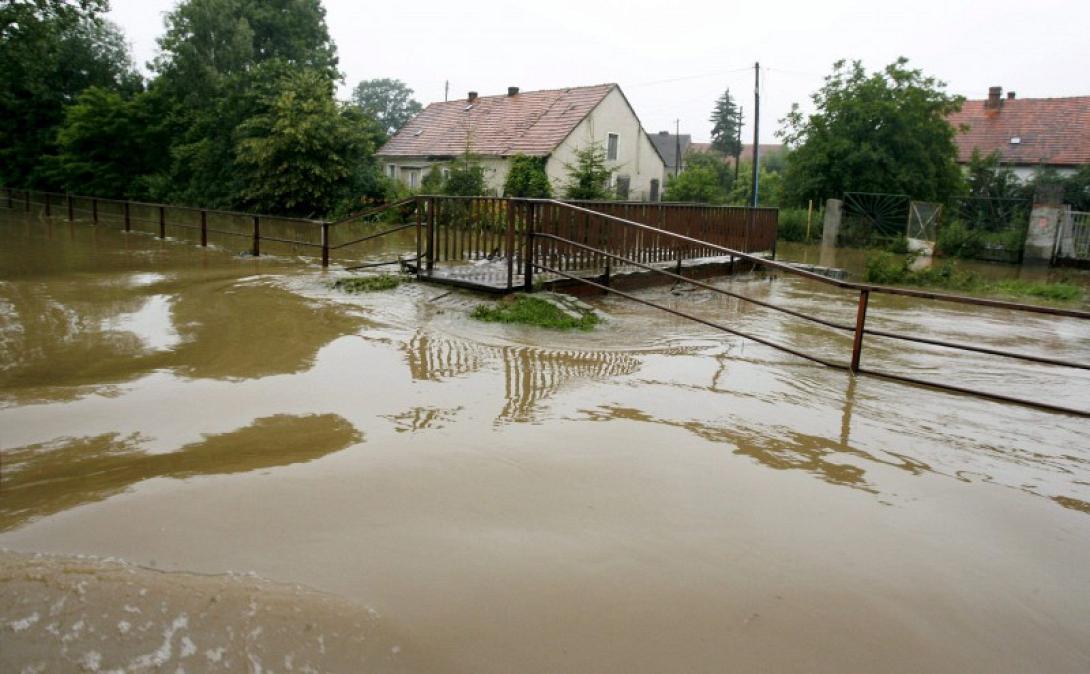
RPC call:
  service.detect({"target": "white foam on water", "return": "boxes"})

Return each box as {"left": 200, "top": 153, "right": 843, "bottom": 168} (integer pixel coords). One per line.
{"left": 8, "top": 612, "right": 39, "bottom": 632}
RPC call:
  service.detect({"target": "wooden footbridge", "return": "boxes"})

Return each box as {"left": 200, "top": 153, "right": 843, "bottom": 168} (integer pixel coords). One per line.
{"left": 5, "top": 188, "right": 1090, "bottom": 417}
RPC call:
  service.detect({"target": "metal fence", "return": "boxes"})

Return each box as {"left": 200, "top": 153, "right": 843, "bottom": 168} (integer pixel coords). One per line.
{"left": 526, "top": 200, "right": 1090, "bottom": 418}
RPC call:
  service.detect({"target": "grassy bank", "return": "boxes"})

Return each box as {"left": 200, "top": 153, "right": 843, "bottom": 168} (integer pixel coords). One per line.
{"left": 472, "top": 295, "right": 599, "bottom": 331}
{"left": 864, "top": 253, "right": 1084, "bottom": 302}
{"left": 331, "top": 275, "right": 402, "bottom": 293}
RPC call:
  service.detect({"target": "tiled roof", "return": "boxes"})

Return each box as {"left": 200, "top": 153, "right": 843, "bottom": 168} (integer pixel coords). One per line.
{"left": 377, "top": 84, "right": 616, "bottom": 158}
{"left": 947, "top": 96, "right": 1090, "bottom": 166}
{"left": 649, "top": 132, "right": 691, "bottom": 167}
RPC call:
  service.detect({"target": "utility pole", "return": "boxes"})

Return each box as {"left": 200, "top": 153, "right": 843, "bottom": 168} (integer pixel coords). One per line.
{"left": 444, "top": 80, "right": 449, "bottom": 102}
{"left": 674, "top": 118, "right": 681, "bottom": 178}
{"left": 734, "top": 105, "right": 743, "bottom": 181}
{"left": 751, "top": 61, "right": 760, "bottom": 208}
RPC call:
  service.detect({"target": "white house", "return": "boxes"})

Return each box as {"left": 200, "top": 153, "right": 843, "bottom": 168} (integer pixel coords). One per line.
{"left": 376, "top": 83, "right": 667, "bottom": 200}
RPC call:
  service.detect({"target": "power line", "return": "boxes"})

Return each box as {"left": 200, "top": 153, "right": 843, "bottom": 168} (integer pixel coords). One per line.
{"left": 629, "top": 66, "right": 754, "bottom": 88}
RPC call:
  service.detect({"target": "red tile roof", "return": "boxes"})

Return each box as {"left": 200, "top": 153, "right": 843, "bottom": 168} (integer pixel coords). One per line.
{"left": 688, "top": 142, "right": 784, "bottom": 164}
{"left": 377, "top": 84, "right": 616, "bottom": 158}
{"left": 947, "top": 95, "right": 1090, "bottom": 166}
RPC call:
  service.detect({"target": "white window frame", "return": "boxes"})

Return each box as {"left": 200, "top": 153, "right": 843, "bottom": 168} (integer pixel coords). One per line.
{"left": 408, "top": 169, "right": 419, "bottom": 189}
{"left": 606, "top": 133, "right": 620, "bottom": 161}
{"left": 386, "top": 164, "right": 398, "bottom": 179}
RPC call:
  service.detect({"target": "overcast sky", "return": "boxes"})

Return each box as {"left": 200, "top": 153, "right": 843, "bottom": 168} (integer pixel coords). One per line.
{"left": 107, "top": 0, "right": 1090, "bottom": 144}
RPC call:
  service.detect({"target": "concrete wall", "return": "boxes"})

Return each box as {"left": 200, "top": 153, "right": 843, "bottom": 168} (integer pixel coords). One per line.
{"left": 546, "top": 88, "right": 666, "bottom": 201}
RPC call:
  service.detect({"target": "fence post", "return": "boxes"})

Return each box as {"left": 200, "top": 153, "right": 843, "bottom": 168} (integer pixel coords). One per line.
{"left": 123, "top": 202, "right": 131, "bottom": 232}
{"left": 200, "top": 210, "right": 207, "bottom": 246}
{"left": 850, "top": 289, "right": 870, "bottom": 373}
{"left": 523, "top": 203, "right": 535, "bottom": 292}
{"left": 414, "top": 197, "right": 422, "bottom": 278}
{"left": 252, "top": 216, "right": 260, "bottom": 256}
{"left": 506, "top": 199, "right": 516, "bottom": 290}
{"left": 67, "top": 194, "right": 73, "bottom": 222}
{"left": 321, "top": 221, "right": 330, "bottom": 267}
{"left": 92, "top": 198, "right": 98, "bottom": 224}
{"left": 426, "top": 197, "right": 435, "bottom": 273}
{"left": 158, "top": 206, "right": 165, "bottom": 239}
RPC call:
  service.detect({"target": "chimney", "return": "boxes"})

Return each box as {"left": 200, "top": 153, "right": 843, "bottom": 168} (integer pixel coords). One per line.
{"left": 507, "top": 86, "right": 519, "bottom": 96}
{"left": 1007, "top": 91, "right": 1016, "bottom": 100}
{"left": 986, "top": 86, "right": 1002, "bottom": 110}
{"left": 467, "top": 91, "right": 478, "bottom": 102}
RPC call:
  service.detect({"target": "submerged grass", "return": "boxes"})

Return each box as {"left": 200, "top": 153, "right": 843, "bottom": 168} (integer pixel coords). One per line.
{"left": 331, "top": 275, "right": 402, "bottom": 293}
{"left": 864, "top": 252, "right": 1084, "bottom": 303}
{"left": 471, "top": 295, "right": 599, "bottom": 331}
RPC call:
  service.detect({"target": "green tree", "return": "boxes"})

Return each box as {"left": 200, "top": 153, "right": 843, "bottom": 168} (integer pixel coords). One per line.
{"left": 726, "top": 160, "right": 783, "bottom": 207}
{"left": 234, "top": 69, "right": 376, "bottom": 217}
{"left": 351, "top": 78, "right": 423, "bottom": 137}
{"left": 503, "top": 155, "right": 552, "bottom": 198}
{"left": 778, "top": 57, "right": 964, "bottom": 206}
{"left": 562, "top": 143, "right": 611, "bottom": 200}
{"left": 710, "top": 89, "right": 741, "bottom": 157}
{"left": 420, "top": 165, "right": 445, "bottom": 194}
{"left": 964, "top": 149, "right": 1021, "bottom": 200}
{"left": 41, "top": 86, "right": 167, "bottom": 198}
{"left": 149, "top": 0, "right": 340, "bottom": 207}
{"left": 663, "top": 152, "right": 733, "bottom": 203}
{"left": 443, "top": 152, "right": 489, "bottom": 196}
{"left": 0, "top": 1, "right": 139, "bottom": 187}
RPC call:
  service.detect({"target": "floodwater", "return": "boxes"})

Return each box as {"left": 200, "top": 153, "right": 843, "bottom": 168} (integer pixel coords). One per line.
{"left": 2, "top": 212, "right": 1090, "bottom": 673}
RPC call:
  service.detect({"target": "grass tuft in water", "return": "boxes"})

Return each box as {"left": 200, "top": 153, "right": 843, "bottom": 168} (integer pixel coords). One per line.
{"left": 471, "top": 295, "right": 599, "bottom": 331}
{"left": 331, "top": 275, "right": 402, "bottom": 293}
{"left": 864, "top": 252, "right": 1083, "bottom": 302}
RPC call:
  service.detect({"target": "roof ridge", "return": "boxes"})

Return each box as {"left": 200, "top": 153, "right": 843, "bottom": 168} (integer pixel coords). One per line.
{"left": 431, "top": 82, "right": 616, "bottom": 106}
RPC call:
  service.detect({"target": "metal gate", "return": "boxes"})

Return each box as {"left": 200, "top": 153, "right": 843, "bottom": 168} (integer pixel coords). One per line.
{"left": 840, "top": 192, "right": 910, "bottom": 246}
{"left": 1056, "top": 209, "right": 1090, "bottom": 266}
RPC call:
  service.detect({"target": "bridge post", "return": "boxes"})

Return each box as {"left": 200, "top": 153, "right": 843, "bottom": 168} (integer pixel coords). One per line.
{"left": 321, "top": 221, "right": 330, "bottom": 267}
{"left": 252, "top": 216, "right": 260, "bottom": 256}
{"left": 91, "top": 198, "right": 97, "bottom": 224}
{"left": 123, "top": 202, "right": 130, "bottom": 232}
{"left": 850, "top": 289, "right": 870, "bottom": 373}
{"left": 506, "top": 199, "right": 516, "bottom": 290}
{"left": 158, "top": 206, "right": 165, "bottom": 239}
{"left": 414, "top": 197, "right": 422, "bottom": 278}
{"left": 523, "top": 202, "right": 535, "bottom": 292}
{"left": 200, "top": 210, "right": 208, "bottom": 246}
{"left": 426, "top": 197, "right": 435, "bottom": 273}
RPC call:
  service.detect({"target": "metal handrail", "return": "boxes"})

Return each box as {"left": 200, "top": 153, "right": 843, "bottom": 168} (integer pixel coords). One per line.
{"left": 532, "top": 200, "right": 1090, "bottom": 417}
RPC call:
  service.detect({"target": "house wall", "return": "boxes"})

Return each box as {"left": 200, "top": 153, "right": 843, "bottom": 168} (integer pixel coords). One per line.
{"left": 546, "top": 88, "right": 666, "bottom": 201}
{"left": 379, "top": 157, "right": 514, "bottom": 194}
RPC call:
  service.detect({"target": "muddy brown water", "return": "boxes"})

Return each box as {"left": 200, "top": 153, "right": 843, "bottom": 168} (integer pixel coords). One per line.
{"left": 2, "top": 212, "right": 1089, "bottom": 673}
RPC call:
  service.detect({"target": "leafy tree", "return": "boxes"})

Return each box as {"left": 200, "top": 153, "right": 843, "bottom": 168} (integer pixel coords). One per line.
{"left": 234, "top": 69, "right": 376, "bottom": 217}
{"left": 726, "top": 160, "right": 783, "bottom": 207}
{"left": 503, "top": 155, "right": 552, "bottom": 198}
{"left": 710, "top": 89, "right": 742, "bottom": 157}
{"left": 663, "top": 152, "right": 733, "bottom": 203}
{"left": 351, "top": 78, "right": 423, "bottom": 137}
{"left": 420, "top": 165, "right": 445, "bottom": 193}
{"left": 149, "top": 0, "right": 340, "bottom": 207}
{"left": 0, "top": 1, "right": 139, "bottom": 187}
{"left": 562, "top": 143, "right": 611, "bottom": 200}
{"left": 964, "top": 150, "right": 1021, "bottom": 200}
{"left": 778, "top": 57, "right": 964, "bottom": 206}
{"left": 443, "top": 152, "right": 489, "bottom": 196}
{"left": 41, "top": 86, "right": 168, "bottom": 198}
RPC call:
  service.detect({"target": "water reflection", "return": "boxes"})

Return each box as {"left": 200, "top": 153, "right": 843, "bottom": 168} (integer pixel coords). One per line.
{"left": 0, "top": 413, "right": 362, "bottom": 531}
{"left": 577, "top": 398, "right": 934, "bottom": 493}
{"left": 0, "top": 277, "right": 365, "bottom": 404}
{"left": 404, "top": 332, "right": 647, "bottom": 423}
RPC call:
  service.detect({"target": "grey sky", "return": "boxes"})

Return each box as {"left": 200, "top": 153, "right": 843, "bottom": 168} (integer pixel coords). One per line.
{"left": 107, "top": 0, "right": 1090, "bottom": 145}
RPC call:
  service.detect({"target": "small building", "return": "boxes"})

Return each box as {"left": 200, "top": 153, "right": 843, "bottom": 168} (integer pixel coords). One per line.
{"left": 947, "top": 86, "right": 1090, "bottom": 180}
{"left": 376, "top": 83, "right": 667, "bottom": 201}
{"left": 649, "top": 131, "right": 691, "bottom": 179}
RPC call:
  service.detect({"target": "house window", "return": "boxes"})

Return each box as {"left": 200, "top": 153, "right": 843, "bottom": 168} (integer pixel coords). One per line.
{"left": 387, "top": 164, "right": 397, "bottom": 179}
{"left": 607, "top": 133, "right": 619, "bottom": 161}
{"left": 442, "top": 168, "right": 450, "bottom": 180}
{"left": 408, "top": 169, "right": 419, "bottom": 189}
